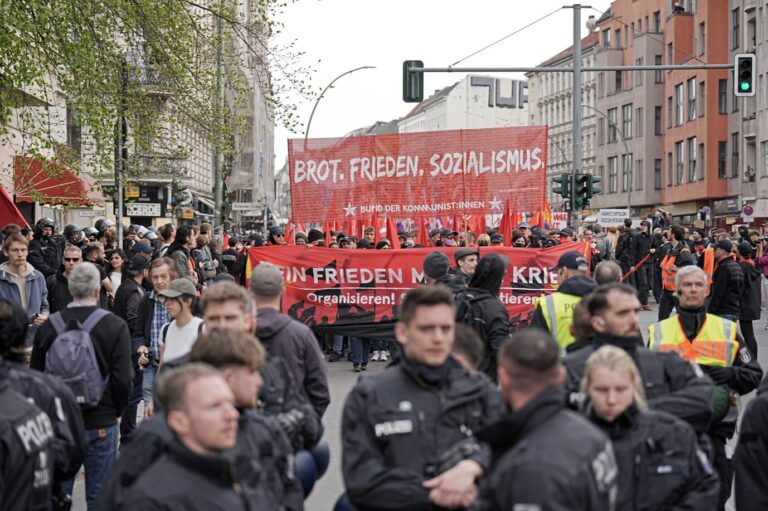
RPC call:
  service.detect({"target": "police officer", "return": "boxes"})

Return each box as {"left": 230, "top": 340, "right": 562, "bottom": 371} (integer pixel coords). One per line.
{"left": 28, "top": 218, "right": 64, "bottom": 278}
{"left": 734, "top": 375, "right": 768, "bottom": 511}
{"left": 531, "top": 250, "right": 597, "bottom": 350}
{"left": 474, "top": 329, "right": 617, "bottom": 510}
{"left": 658, "top": 225, "right": 695, "bottom": 320}
{"left": 564, "top": 283, "right": 714, "bottom": 434}
{"left": 0, "top": 363, "right": 55, "bottom": 511}
{"left": 340, "top": 286, "right": 501, "bottom": 510}
{"left": 647, "top": 265, "right": 762, "bottom": 511}
{"left": 582, "top": 345, "right": 719, "bottom": 510}
{"left": 62, "top": 224, "right": 84, "bottom": 249}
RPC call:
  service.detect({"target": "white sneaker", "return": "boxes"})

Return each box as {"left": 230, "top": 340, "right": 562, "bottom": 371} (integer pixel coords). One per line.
{"left": 371, "top": 351, "right": 380, "bottom": 361}
{"left": 380, "top": 351, "right": 389, "bottom": 362}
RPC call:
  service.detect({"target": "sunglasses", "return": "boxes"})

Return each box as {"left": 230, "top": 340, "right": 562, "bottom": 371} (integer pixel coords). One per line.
{"left": 274, "top": 234, "right": 285, "bottom": 237}
{"left": 64, "top": 257, "right": 81, "bottom": 262}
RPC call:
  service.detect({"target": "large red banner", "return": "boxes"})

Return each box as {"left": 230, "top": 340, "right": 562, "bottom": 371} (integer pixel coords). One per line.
{"left": 249, "top": 243, "right": 587, "bottom": 338}
{"left": 288, "top": 126, "right": 548, "bottom": 224}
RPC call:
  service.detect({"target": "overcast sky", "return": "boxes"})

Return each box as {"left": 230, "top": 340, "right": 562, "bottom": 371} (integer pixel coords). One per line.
{"left": 272, "top": 0, "right": 613, "bottom": 167}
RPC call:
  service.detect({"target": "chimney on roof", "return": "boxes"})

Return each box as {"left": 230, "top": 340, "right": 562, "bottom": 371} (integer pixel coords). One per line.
{"left": 586, "top": 15, "right": 597, "bottom": 34}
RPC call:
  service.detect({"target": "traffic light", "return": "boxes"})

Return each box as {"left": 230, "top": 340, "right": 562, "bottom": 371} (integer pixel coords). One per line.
{"left": 402, "top": 60, "right": 424, "bottom": 103}
{"left": 552, "top": 174, "right": 571, "bottom": 199}
{"left": 734, "top": 54, "right": 756, "bottom": 97}
{"left": 586, "top": 174, "right": 602, "bottom": 198}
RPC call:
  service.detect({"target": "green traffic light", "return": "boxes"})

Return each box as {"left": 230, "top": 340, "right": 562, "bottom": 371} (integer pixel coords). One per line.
{"left": 740, "top": 81, "right": 750, "bottom": 91}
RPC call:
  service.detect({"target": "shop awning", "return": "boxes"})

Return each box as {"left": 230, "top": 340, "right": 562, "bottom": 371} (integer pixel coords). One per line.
{"left": 196, "top": 196, "right": 215, "bottom": 217}
{"left": 13, "top": 156, "right": 105, "bottom": 207}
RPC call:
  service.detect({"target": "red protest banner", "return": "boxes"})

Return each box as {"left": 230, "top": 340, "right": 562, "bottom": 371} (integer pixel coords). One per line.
{"left": 288, "top": 126, "right": 548, "bottom": 224}
{"left": 248, "top": 242, "right": 587, "bottom": 338}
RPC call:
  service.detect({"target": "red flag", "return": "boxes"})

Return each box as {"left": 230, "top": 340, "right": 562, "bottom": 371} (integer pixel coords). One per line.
{"left": 530, "top": 210, "right": 542, "bottom": 228}
{"left": 386, "top": 217, "right": 401, "bottom": 249}
{"left": 498, "top": 200, "right": 512, "bottom": 246}
{"left": 475, "top": 214, "right": 486, "bottom": 239}
{"left": 416, "top": 217, "right": 429, "bottom": 246}
{"left": 371, "top": 213, "right": 381, "bottom": 245}
{"left": 0, "top": 186, "right": 28, "bottom": 228}
{"left": 323, "top": 220, "right": 332, "bottom": 246}
{"left": 285, "top": 219, "right": 295, "bottom": 245}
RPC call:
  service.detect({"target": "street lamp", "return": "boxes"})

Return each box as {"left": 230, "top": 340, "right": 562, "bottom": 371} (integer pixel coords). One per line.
{"left": 304, "top": 66, "right": 376, "bottom": 142}
{"left": 582, "top": 103, "right": 632, "bottom": 210}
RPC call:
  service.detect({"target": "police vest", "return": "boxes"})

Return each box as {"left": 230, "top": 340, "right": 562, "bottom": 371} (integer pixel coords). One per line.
{"left": 537, "top": 292, "right": 581, "bottom": 349}
{"left": 647, "top": 314, "right": 739, "bottom": 367}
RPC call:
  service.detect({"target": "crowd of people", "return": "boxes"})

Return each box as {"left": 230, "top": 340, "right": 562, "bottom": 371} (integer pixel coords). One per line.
{"left": 1, "top": 214, "right": 768, "bottom": 510}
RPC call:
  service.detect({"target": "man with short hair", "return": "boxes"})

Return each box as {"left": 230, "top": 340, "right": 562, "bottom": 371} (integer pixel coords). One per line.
{"left": 531, "top": 250, "right": 597, "bottom": 350}
{"left": 593, "top": 260, "right": 623, "bottom": 285}
{"left": 31, "top": 263, "right": 133, "bottom": 507}
{"left": 475, "top": 329, "right": 617, "bottom": 510}
{"left": 46, "top": 245, "right": 82, "bottom": 313}
{"left": 453, "top": 247, "right": 479, "bottom": 286}
{"left": 341, "top": 286, "right": 501, "bottom": 510}
{"left": 564, "top": 283, "right": 714, "bottom": 434}
{"left": 120, "top": 364, "right": 247, "bottom": 510}
{"left": 83, "top": 241, "right": 114, "bottom": 304}
{"left": 648, "top": 265, "right": 762, "bottom": 510}
{"left": 422, "top": 251, "right": 463, "bottom": 292}
{"left": 658, "top": 225, "right": 696, "bottom": 320}
{"left": 0, "top": 233, "right": 49, "bottom": 336}
{"left": 363, "top": 227, "right": 375, "bottom": 244}
{"left": 250, "top": 263, "right": 329, "bottom": 417}
{"left": 629, "top": 219, "right": 655, "bottom": 310}
{"left": 708, "top": 239, "right": 744, "bottom": 321}
{"left": 134, "top": 257, "right": 176, "bottom": 407}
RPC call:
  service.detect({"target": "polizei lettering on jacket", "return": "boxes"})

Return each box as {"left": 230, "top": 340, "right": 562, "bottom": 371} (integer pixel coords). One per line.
{"left": 15, "top": 412, "right": 54, "bottom": 454}
{"left": 374, "top": 419, "right": 413, "bottom": 437}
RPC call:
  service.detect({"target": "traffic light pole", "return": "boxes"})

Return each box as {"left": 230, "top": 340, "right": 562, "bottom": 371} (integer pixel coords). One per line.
{"left": 568, "top": 4, "right": 582, "bottom": 230}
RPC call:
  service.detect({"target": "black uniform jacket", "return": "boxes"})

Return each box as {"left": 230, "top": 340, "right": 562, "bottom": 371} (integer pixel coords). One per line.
{"left": 341, "top": 356, "right": 502, "bottom": 511}
{"left": 734, "top": 375, "right": 768, "bottom": 511}
{"left": 564, "top": 332, "right": 715, "bottom": 434}
{"left": 590, "top": 405, "right": 719, "bottom": 511}
{"left": 475, "top": 386, "right": 616, "bottom": 511}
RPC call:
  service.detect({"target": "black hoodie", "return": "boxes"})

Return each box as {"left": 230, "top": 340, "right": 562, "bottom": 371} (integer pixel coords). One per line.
{"left": 739, "top": 258, "right": 762, "bottom": 320}
{"left": 735, "top": 375, "right": 768, "bottom": 511}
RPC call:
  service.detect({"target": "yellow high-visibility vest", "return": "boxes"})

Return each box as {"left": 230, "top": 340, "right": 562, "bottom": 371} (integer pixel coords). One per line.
{"left": 537, "top": 292, "right": 582, "bottom": 350}
{"left": 647, "top": 314, "right": 739, "bottom": 367}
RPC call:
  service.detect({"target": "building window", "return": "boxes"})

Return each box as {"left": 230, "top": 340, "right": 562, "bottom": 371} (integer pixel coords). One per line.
{"left": 653, "top": 11, "right": 660, "bottom": 32}
{"left": 688, "top": 137, "right": 697, "bottom": 182}
{"left": 636, "top": 107, "right": 643, "bottom": 137}
{"left": 66, "top": 107, "right": 82, "bottom": 158}
{"left": 675, "top": 84, "right": 684, "bottom": 126}
{"left": 732, "top": 132, "right": 739, "bottom": 178}
{"left": 636, "top": 158, "right": 644, "bottom": 190}
{"left": 667, "top": 153, "right": 673, "bottom": 186}
{"left": 699, "top": 22, "right": 706, "bottom": 55}
{"left": 598, "top": 118, "right": 604, "bottom": 146}
{"left": 603, "top": 29, "right": 611, "bottom": 47}
{"left": 634, "top": 58, "right": 643, "bottom": 85}
{"left": 598, "top": 72, "right": 604, "bottom": 97}
{"left": 655, "top": 55, "right": 663, "bottom": 83}
{"left": 687, "top": 78, "right": 696, "bottom": 121}
{"left": 608, "top": 108, "right": 618, "bottom": 143}
{"left": 622, "top": 104, "right": 633, "bottom": 139}
{"left": 698, "top": 142, "right": 705, "bottom": 180}
{"left": 718, "top": 79, "right": 728, "bottom": 114}
{"left": 651, "top": 106, "right": 662, "bottom": 136}
{"left": 667, "top": 97, "right": 673, "bottom": 128}
{"left": 675, "top": 141, "right": 684, "bottom": 184}
{"left": 668, "top": 43, "right": 674, "bottom": 66}
{"left": 615, "top": 29, "right": 621, "bottom": 48}
{"left": 622, "top": 154, "right": 633, "bottom": 192}
{"left": 615, "top": 71, "right": 623, "bottom": 92}
{"left": 608, "top": 156, "right": 618, "bottom": 193}
{"left": 654, "top": 158, "right": 662, "bottom": 189}
{"left": 761, "top": 140, "right": 768, "bottom": 177}
{"left": 698, "top": 81, "right": 706, "bottom": 117}
{"left": 732, "top": 8, "right": 740, "bottom": 50}
{"left": 718, "top": 141, "right": 727, "bottom": 178}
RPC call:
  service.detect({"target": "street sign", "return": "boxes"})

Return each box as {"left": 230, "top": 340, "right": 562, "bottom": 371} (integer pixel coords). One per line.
{"left": 597, "top": 208, "right": 629, "bottom": 227}
{"left": 232, "top": 202, "right": 260, "bottom": 211}
{"left": 125, "top": 203, "right": 162, "bottom": 217}
{"left": 743, "top": 205, "right": 754, "bottom": 217}
{"left": 182, "top": 207, "right": 195, "bottom": 219}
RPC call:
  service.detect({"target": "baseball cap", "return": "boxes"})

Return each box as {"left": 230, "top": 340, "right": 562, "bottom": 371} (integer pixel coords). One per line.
{"left": 270, "top": 226, "right": 285, "bottom": 236}
{"left": 737, "top": 241, "right": 754, "bottom": 256}
{"left": 454, "top": 247, "right": 479, "bottom": 264}
{"left": 250, "top": 262, "right": 284, "bottom": 296}
{"left": 440, "top": 228, "right": 457, "bottom": 238}
{"left": 715, "top": 239, "right": 733, "bottom": 252}
{"left": 127, "top": 255, "right": 150, "bottom": 274}
{"left": 307, "top": 229, "right": 324, "bottom": 244}
{"left": 428, "top": 228, "right": 441, "bottom": 238}
{"left": 157, "top": 278, "right": 198, "bottom": 298}
{"left": 423, "top": 251, "right": 449, "bottom": 278}
{"left": 558, "top": 227, "right": 574, "bottom": 237}
{"left": 553, "top": 251, "right": 589, "bottom": 271}
{"left": 490, "top": 233, "right": 503, "bottom": 244}
{"left": 131, "top": 242, "right": 154, "bottom": 255}
{"left": 517, "top": 221, "right": 530, "bottom": 229}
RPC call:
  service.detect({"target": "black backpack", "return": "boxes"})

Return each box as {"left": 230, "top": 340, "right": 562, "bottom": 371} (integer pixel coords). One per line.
{"left": 453, "top": 290, "right": 489, "bottom": 344}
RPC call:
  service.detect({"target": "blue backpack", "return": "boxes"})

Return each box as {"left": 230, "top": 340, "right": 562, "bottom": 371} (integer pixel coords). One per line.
{"left": 45, "top": 309, "right": 110, "bottom": 408}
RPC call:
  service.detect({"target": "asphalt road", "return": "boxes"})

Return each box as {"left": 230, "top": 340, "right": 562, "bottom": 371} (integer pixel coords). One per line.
{"left": 72, "top": 304, "right": 768, "bottom": 510}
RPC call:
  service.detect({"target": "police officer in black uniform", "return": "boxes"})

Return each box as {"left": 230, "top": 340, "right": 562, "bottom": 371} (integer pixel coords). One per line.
{"left": 340, "top": 286, "right": 501, "bottom": 511}
{"left": 475, "top": 329, "right": 617, "bottom": 510}
{"left": 734, "top": 374, "right": 768, "bottom": 511}
{"left": 28, "top": 218, "right": 64, "bottom": 278}
{"left": 564, "top": 284, "right": 714, "bottom": 434}
{"left": 0, "top": 363, "right": 55, "bottom": 511}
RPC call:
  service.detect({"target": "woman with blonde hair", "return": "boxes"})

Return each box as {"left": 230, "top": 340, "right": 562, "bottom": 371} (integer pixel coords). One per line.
{"left": 581, "top": 345, "right": 719, "bottom": 510}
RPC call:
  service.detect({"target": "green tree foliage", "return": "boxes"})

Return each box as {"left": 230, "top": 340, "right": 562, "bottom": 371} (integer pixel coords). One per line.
{"left": 0, "top": 0, "right": 314, "bottom": 182}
